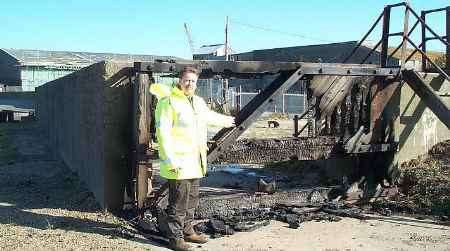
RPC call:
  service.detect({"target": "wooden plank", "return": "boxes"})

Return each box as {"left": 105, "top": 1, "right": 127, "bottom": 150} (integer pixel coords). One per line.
{"left": 402, "top": 69, "right": 450, "bottom": 128}
{"left": 134, "top": 73, "right": 153, "bottom": 210}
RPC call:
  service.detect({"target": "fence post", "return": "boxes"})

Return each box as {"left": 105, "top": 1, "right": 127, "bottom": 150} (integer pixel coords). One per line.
{"left": 293, "top": 115, "right": 299, "bottom": 137}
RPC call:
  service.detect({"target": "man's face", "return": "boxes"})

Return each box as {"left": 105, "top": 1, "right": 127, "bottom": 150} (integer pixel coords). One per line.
{"left": 179, "top": 72, "right": 198, "bottom": 97}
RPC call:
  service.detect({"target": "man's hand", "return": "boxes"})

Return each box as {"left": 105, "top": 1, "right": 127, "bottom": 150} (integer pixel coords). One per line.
{"left": 169, "top": 165, "right": 180, "bottom": 173}
{"left": 224, "top": 116, "right": 236, "bottom": 128}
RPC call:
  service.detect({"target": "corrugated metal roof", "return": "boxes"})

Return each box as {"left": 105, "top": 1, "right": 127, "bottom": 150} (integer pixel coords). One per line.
{"left": 1, "top": 48, "right": 179, "bottom": 67}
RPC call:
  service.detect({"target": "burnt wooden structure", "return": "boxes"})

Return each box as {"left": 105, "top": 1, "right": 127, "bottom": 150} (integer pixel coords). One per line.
{"left": 128, "top": 2, "right": 450, "bottom": 211}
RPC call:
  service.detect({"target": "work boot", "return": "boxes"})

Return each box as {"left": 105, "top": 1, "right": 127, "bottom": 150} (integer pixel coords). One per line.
{"left": 184, "top": 232, "right": 208, "bottom": 244}
{"left": 168, "top": 238, "right": 192, "bottom": 251}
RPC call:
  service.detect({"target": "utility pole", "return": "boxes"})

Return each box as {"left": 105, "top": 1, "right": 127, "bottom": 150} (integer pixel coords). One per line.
{"left": 222, "top": 16, "right": 230, "bottom": 113}
{"left": 225, "top": 16, "right": 229, "bottom": 61}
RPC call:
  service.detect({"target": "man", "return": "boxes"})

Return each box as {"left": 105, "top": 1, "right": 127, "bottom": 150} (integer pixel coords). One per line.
{"left": 154, "top": 66, "right": 235, "bottom": 251}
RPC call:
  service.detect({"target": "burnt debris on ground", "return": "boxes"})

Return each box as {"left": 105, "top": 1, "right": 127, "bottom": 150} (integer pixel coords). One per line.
{"left": 130, "top": 160, "right": 377, "bottom": 242}
{"left": 129, "top": 139, "right": 450, "bottom": 242}
{"left": 129, "top": 190, "right": 369, "bottom": 242}
{"left": 373, "top": 140, "right": 450, "bottom": 218}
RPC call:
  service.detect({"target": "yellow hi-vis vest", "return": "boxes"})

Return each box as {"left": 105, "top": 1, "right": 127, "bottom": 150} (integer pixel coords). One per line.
{"left": 154, "top": 85, "right": 233, "bottom": 180}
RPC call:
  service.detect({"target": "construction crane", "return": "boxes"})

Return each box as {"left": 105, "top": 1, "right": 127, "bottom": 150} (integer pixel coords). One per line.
{"left": 183, "top": 23, "right": 196, "bottom": 57}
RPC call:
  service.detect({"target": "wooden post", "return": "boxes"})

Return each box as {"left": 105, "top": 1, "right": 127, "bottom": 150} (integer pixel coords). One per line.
{"left": 400, "top": 4, "right": 410, "bottom": 69}
{"left": 222, "top": 16, "right": 230, "bottom": 113}
{"left": 293, "top": 115, "right": 299, "bottom": 137}
{"left": 236, "top": 86, "right": 241, "bottom": 111}
{"left": 133, "top": 73, "right": 152, "bottom": 211}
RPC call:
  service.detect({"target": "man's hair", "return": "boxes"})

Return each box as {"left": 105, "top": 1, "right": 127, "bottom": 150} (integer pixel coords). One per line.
{"left": 180, "top": 66, "right": 200, "bottom": 77}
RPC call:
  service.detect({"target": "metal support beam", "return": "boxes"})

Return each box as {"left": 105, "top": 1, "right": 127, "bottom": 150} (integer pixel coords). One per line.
{"left": 207, "top": 68, "right": 304, "bottom": 163}
{"left": 380, "top": 6, "right": 391, "bottom": 67}
{"left": 402, "top": 69, "right": 450, "bottom": 129}
{"left": 421, "top": 11, "right": 427, "bottom": 71}
{"left": 389, "top": 19, "right": 420, "bottom": 61}
{"left": 406, "top": 37, "right": 450, "bottom": 81}
{"left": 135, "top": 61, "right": 399, "bottom": 78}
{"left": 447, "top": 6, "right": 450, "bottom": 70}
{"left": 423, "top": 7, "right": 447, "bottom": 14}
{"left": 343, "top": 11, "right": 384, "bottom": 63}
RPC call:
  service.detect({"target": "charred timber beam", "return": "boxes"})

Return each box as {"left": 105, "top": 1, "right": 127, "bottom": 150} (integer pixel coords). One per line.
{"left": 134, "top": 61, "right": 399, "bottom": 78}
{"left": 132, "top": 73, "right": 153, "bottom": 211}
{"left": 207, "top": 68, "right": 305, "bottom": 163}
{"left": 214, "top": 137, "right": 339, "bottom": 164}
{"left": 213, "top": 137, "right": 397, "bottom": 164}
{"left": 354, "top": 143, "right": 398, "bottom": 153}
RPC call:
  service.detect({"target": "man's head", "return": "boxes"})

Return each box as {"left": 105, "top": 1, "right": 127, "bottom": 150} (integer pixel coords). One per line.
{"left": 178, "top": 66, "right": 199, "bottom": 97}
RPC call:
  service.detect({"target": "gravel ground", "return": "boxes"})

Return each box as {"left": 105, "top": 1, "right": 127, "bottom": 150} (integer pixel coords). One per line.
{"left": 1, "top": 121, "right": 449, "bottom": 251}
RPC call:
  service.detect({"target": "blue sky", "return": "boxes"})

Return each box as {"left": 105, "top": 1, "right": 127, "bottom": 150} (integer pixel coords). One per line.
{"left": 1, "top": 0, "right": 447, "bottom": 59}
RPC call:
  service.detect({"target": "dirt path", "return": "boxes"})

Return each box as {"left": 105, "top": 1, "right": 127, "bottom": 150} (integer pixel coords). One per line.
{"left": 1, "top": 121, "right": 449, "bottom": 251}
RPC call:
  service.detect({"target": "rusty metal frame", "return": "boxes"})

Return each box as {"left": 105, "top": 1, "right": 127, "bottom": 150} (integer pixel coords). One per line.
{"left": 129, "top": 2, "right": 449, "bottom": 211}
{"left": 134, "top": 61, "right": 400, "bottom": 77}
{"left": 134, "top": 60, "right": 400, "bottom": 166}
{"left": 344, "top": 2, "right": 449, "bottom": 72}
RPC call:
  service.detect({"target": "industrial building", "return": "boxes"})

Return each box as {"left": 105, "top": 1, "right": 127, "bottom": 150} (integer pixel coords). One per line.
{"left": 0, "top": 48, "right": 177, "bottom": 92}
{"left": 192, "top": 44, "right": 234, "bottom": 60}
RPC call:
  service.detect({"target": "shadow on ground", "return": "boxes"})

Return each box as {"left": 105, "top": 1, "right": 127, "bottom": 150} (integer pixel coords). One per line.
{"left": 0, "top": 121, "right": 165, "bottom": 248}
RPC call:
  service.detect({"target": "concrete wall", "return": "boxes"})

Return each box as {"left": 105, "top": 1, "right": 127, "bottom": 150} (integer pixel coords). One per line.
{"left": 0, "top": 91, "right": 35, "bottom": 109}
{"left": 36, "top": 61, "right": 133, "bottom": 211}
{"left": 397, "top": 73, "right": 450, "bottom": 163}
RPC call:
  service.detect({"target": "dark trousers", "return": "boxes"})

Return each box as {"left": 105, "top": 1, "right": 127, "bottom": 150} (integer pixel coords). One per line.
{"left": 165, "top": 178, "right": 200, "bottom": 240}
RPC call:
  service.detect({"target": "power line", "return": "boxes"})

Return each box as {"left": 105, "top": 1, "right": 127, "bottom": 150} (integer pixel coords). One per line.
{"left": 230, "top": 18, "right": 339, "bottom": 44}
